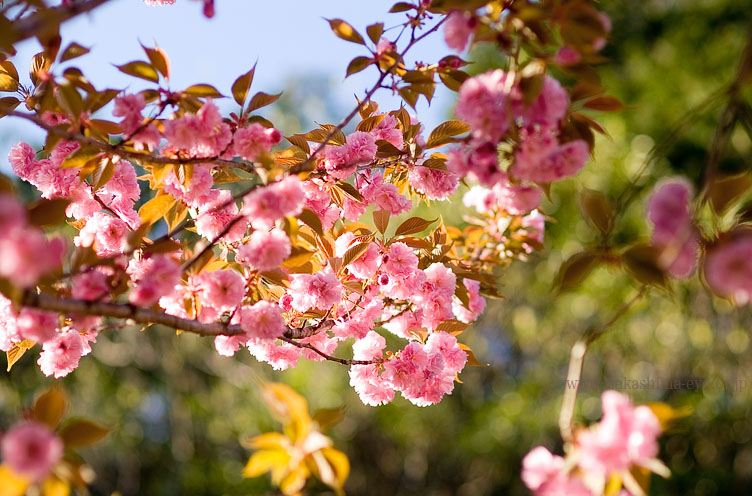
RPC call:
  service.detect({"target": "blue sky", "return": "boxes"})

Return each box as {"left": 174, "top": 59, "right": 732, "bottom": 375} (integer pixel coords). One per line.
{"left": 0, "top": 0, "right": 454, "bottom": 171}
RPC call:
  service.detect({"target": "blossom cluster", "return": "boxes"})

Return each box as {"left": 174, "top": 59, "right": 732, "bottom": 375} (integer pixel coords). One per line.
{"left": 1, "top": 421, "right": 63, "bottom": 483}
{"left": 522, "top": 391, "right": 666, "bottom": 495}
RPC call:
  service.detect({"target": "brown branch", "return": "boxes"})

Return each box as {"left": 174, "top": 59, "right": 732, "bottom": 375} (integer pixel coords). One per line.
{"left": 558, "top": 287, "right": 647, "bottom": 443}
{"left": 279, "top": 335, "right": 379, "bottom": 366}
{"left": 6, "top": 0, "right": 110, "bottom": 48}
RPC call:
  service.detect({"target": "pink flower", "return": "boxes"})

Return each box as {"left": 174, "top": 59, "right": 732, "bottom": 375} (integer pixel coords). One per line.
{"left": 349, "top": 331, "right": 394, "bottom": 405}
{"left": 0, "top": 194, "right": 26, "bottom": 233}
{"left": 444, "top": 10, "right": 476, "bottom": 52}
{"left": 75, "top": 212, "right": 129, "bottom": 257}
{"left": 1, "top": 422, "right": 63, "bottom": 482}
{"left": 242, "top": 176, "right": 305, "bottom": 229}
{"left": 375, "top": 37, "right": 396, "bottom": 58}
{"left": 231, "top": 123, "right": 282, "bottom": 162}
{"left": 195, "top": 190, "right": 246, "bottom": 242}
{"left": 288, "top": 267, "right": 343, "bottom": 312}
{"left": 370, "top": 114, "right": 404, "bottom": 149}
{"left": 248, "top": 339, "right": 302, "bottom": 370}
{"left": 240, "top": 300, "right": 286, "bottom": 340}
{"left": 455, "top": 69, "right": 513, "bottom": 142}
{"left": 0, "top": 228, "right": 64, "bottom": 287}
{"left": 163, "top": 100, "right": 232, "bottom": 158}
{"left": 446, "top": 143, "right": 506, "bottom": 187}
{"left": 214, "top": 334, "right": 247, "bottom": 357}
{"left": 192, "top": 269, "right": 245, "bottom": 313}
{"left": 512, "top": 128, "right": 589, "bottom": 183}
{"left": 8, "top": 142, "right": 36, "bottom": 179}
{"left": 163, "top": 163, "right": 215, "bottom": 207}
{"left": 359, "top": 172, "right": 411, "bottom": 215}
{"left": 346, "top": 131, "right": 378, "bottom": 165}
{"left": 37, "top": 330, "right": 85, "bottom": 378}
{"left": 452, "top": 278, "right": 486, "bottom": 324}
{"left": 72, "top": 270, "right": 110, "bottom": 302}
{"left": 555, "top": 46, "right": 582, "bottom": 66}
{"left": 408, "top": 165, "right": 459, "bottom": 200}
{"left": 236, "top": 228, "right": 291, "bottom": 272}
{"left": 647, "top": 179, "right": 699, "bottom": 278}
{"left": 522, "top": 446, "right": 590, "bottom": 496}
{"left": 520, "top": 76, "right": 570, "bottom": 127}
{"left": 704, "top": 236, "right": 752, "bottom": 304}
{"left": 127, "top": 255, "right": 182, "bottom": 306}
{"left": 425, "top": 332, "right": 467, "bottom": 373}
{"left": 577, "top": 390, "right": 663, "bottom": 477}
{"left": 15, "top": 309, "right": 58, "bottom": 344}
{"left": 334, "top": 232, "right": 380, "bottom": 280}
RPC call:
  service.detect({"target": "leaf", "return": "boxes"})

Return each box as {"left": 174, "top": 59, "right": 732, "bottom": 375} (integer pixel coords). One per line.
{"left": 319, "top": 447, "right": 350, "bottom": 491}
{"left": 708, "top": 172, "right": 751, "bottom": 214}
{"left": 458, "top": 343, "right": 486, "bottom": 367}
{"left": 346, "top": 56, "right": 374, "bottom": 78}
{"left": 60, "top": 146, "right": 100, "bottom": 169}
{"left": 0, "top": 61, "right": 18, "bottom": 92}
{"left": 312, "top": 408, "right": 345, "bottom": 430}
{"left": 327, "top": 19, "right": 365, "bottom": 45}
{"left": 373, "top": 209, "right": 390, "bottom": 234}
{"left": 60, "top": 42, "right": 90, "bottom": 62}
{"left": 436, "top": 320, "right": 469, "bottom": 334}
{"left": 243, "top": 449, "right": 291, "bottom": 478}
{"left": 0, "top": 96, "right": 20, "bottom": 116}
{"left": 622, "top": 244, "right": 667, "bottom": 288}
{"left": 142, "top": 44, "right": 170, "bottom": 79}
{"left": 366, "top": 22, "right": 384, "bottom": 44}
{"left": 27, "top": 198, "right": 70, "bottom": 227}
{"left": 555, "top": 251, "right": 600, "bottom": 292}
{"left": 6, "top": 340, "right": 33, "bottom": 372}
{"left": 298, "top": 209, "right": 324, "bottom": 237}
{"left": 32, "top": 388, "right": 67, "bottom": 428}
{"left": 395, "top": 217, "right": 437, "bottom": 237}
{"left": 29, "top": 52, "right": 51, "bottom": 86}
{"left": 0, "top": 60, "right": 19, "bottom": 82}
{"left": 336, "top": 181, "right": 362, "bottom": 202}
{"left": 143, "top": 238, "right": 182, "bottom": 254}
{"left": 247, "top": 91, "right": 282, "bottom": 113}
{"left": 583, "top": 96, "right": 625, "bottom": 112}
{"left": 116, "top": 61, "right": 159, "bottom": 83}
{"left": 139, "top": 194, "right": 175, "bottom": 226}
{"left": 580, "top": 189, "right": 614, "bottom": 234}
{"left": 91, "top": 157, "right": 115, "bottom": 191}
{"left": 232, "top": 64, "right": 256, "bottom": 106}
{"left": 426, "top": 120, "right": 471, "bottom": 148}
{"left": 184, "top": 84, "right": 224, "bottom": 98}
{"left": 59, "top": 418, "right": 109, "bottom": 448}
{"left": 261, "top": 383, "right": 311, "bottom": 443}
{"left": 342, "top": 243, "right": 369, "bottom": 267}
{"left": 389, "top": 2, "right": 415, "bottom": 12}
{"left": 646, "top": 402, "right": 693, "bottom": 431}
{"left": 42, "top": 476, "right": 70, "bottom": 496}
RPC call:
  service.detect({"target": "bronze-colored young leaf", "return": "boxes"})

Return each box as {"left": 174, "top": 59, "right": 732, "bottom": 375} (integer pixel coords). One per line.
{"left": 0, "top": 64, "right": 18, "bottom": 92}
{"left": 91, "top": 157, "right": 115, "bottom": 191}
{"left": 139, "top": 194, "right": 175, "bottom": 226}
{"left": 60, "top": 42, "right": 90, "bottom": 62}
{"left": 27, "top": 198, "right": 70, "bottom": 227}
{"left": 248, "top": 91, "right": 282, "bottom": 113}
{"left": 395, "top": 217, "right": 437, "bottom": 237}
{"left": 426, "top": 120, "right": 471, "bottom": 148}
{"left": 232, "top": 64, "right": 256, "bottom": 107}
{"left": 389, "top": 2, "right": 415, "bottom": 12}
{"left": 116, "top": 61, "right": 159, "bottom": 83}
{"left": 373, "top": 209, "right": 390, "bottom": 235}
{"left": 622, "top": 244, "right": 667, "bottom": 288}
{"left": 336, "top": 181, "right": 362, "bottom": 202}
{"left": 708, "top": 172, "right": 751, "bottom": 214}
{"left": 298, "top": 209, "right": 324, "bottom": 237}
{"left": 59, "top": 418, "right": 109, "bottom": 448}
{"left": 342, "top": 243, "right": 369, "bottom": 267}
{"left": 366, "top": 22, "right": 384, "bottom": 44}
{"left": 184, "top": 84, "right": 224, "bottom": 98}
{"left": 6, "top": 340, "right": 33, "bottom": 372}
{"left": 583, "top": 96, "right": 625, "bottom": 112}
{"left": 327, "top": 19, "right": 365, "bottom": 45}
{"left": 554, "top": 251, "right": 601, "bottom": 292}
{"left": 142, "top": 44, "right": 170, "bottom": 79}
{"left": 0, "top": 96, "right": 20, "bottom": 116}
{"left": 32, "top": 388, "right": 67, "bottom": 428}
{"left": 346, "top": 56, "right": 373, "bottom": 78}
{"left": 580, "top": 189, "right": 614, "bottom": 235}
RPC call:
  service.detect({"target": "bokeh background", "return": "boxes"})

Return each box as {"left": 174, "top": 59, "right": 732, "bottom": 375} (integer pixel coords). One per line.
{"left": 2, "top": 0, "right": 752, "bottom": 495}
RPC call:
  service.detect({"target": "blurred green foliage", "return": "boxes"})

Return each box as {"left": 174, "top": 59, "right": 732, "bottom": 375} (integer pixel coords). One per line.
{"left": 2, "top": 1, "right": 752, "bottom": 495}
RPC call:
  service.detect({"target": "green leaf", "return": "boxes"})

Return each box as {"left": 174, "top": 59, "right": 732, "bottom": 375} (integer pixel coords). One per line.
{"left": 116, "top": 61, "right": 159, "bottom": 83}
{"left": 327, "top": 19, "right": 365, "bottom": 45}
{"left": 59, "top": 418, "right": 109, "bottom": 448}
{"left": 395, "top": 217, "right": 437, "bottom": 237}
{"left": 184, "top": 84, "right": 224, "bottom": 98}
{"left": 247, "top": 91, "right": 282, "bottom": 112}
{"left": 60, "top": 42, "right": 90, "bottom": 62}
{"left": 232, "top": 64, "right": 256, "bottom": 106}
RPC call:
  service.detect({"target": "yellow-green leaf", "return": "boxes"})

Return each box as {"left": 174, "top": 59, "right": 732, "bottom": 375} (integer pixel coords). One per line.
{"left": 184, "top": 84, "right": 224, "bottom": 98}
{"left": 298, "top": 209, "right": 324, "bottom": 237}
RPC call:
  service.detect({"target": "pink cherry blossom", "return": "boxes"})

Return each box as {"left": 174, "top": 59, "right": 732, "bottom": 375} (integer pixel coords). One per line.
{"left": 704, "top": 236, "right": 752, "bottom": 304}
{"left": 248, "top": 339, "right": 302, "bottom": 371}
{"left": 647, "top": 179, "right": 699, "bottom": 278}
{"left": 522, "top": 446, "right": 591, "bottom": 496}
{"left": 231, "top": 123, "right": 282, "bottom": 162}
{"left": 163, "top": 100, "right": 232, "bottom": 158}
{"left": 1, "top": 422, "right": 63, "bottom": 482}
{"left": 408, "top": 165, "right": 459, "bottom": 200}
{"left": 240, "top": 300, "right": 286, "bottom": 340}
{"left": 163, "top": 163, "right": 215, "bottom": 207}
{"left": 0, "top": 228, "right": 64, "bottom": 287}
{"left": 15, "top": 309, "right": 58, "bottom": 344}
{"left": 520, "top": 76, "right": 570, "bottom": 126}
{"left": 236, "top": 228, "right": 291, "bottom": 272}
{"left": 127, "top": 255, "right": 182, "bottom": 306}
{"left": 288, "top": 267, "right": 343, "bottom": 312}
{"left": 192, "top": 269, "right": 245, "bottom": 313}
{"left": 75, "top": 212, "right": 129, "bottom": 257}
{"left": 555, "top": 46, "right": 582, "bottom": 66}
{"left": 455, "top": 69, "right": 513, "bottom": 142}
{"left": 452, "top": 278, "right": 486, "bottom": 323}
{"left": 444, "top": 9, "right": 476, "bottom": 52}
{"left": 242, "top": 176, "right": 305, "bottom": 229}
{"left": 512, "top": 128, "right": 589, "bottom": 183}
{"left": 425, "top": 332, "right": 467, "bottom": 373}
{"left": 370, "top": 114, "right": 404, "bottom": 149}
{"left": 37, "top": 330, "right": 85, "bottom": 378}
{"left": 195, "top": 189, "right": 246, "bottom": 242}
{"left": 359, "top": 172, "right": 411, "bottom": 215}
{"left": 577, "top": 390, "right": 663, "bottom": 477}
